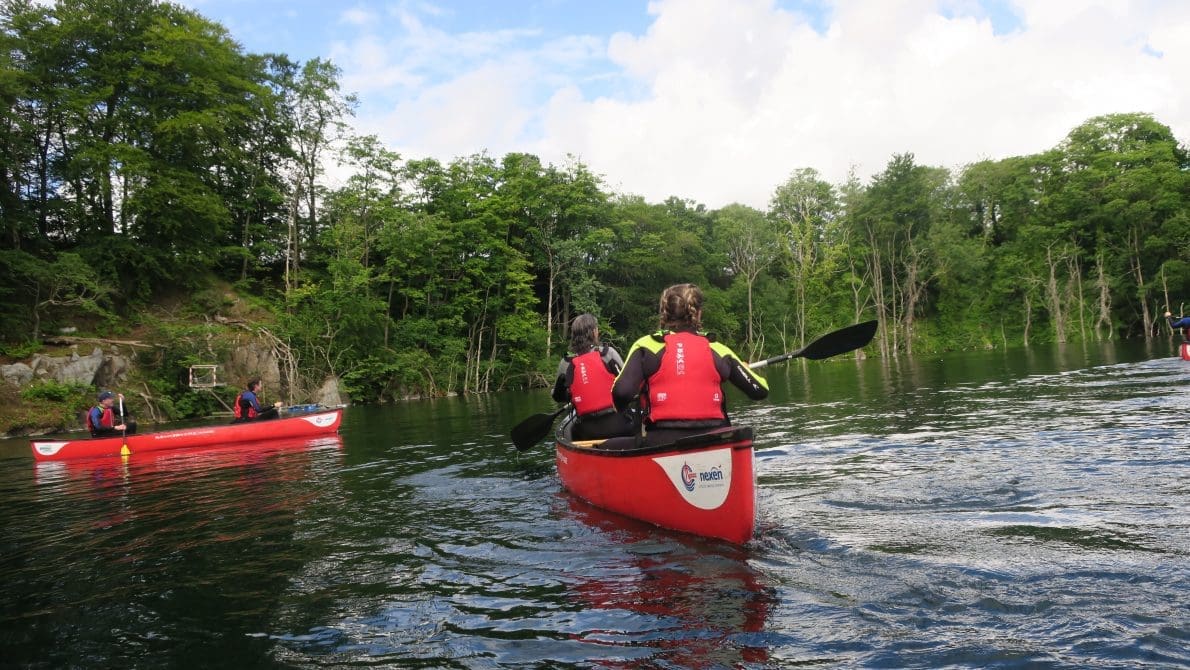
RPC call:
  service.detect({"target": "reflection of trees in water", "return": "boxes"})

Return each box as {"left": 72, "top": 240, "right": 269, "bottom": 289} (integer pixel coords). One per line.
{"left": 564, "top": 497, "right": 774, "bottom": 668}
{"left": 13, "top": 437, "right": 341, "bottom": 668}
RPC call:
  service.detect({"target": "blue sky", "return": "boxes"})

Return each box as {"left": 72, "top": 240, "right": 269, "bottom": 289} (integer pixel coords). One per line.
{"left": 177, "top": 0, "right": 1189, "bottom": 208}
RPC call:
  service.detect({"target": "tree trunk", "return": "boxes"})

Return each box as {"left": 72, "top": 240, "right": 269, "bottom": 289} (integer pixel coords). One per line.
{"left": 37, "top": 118, "right": 52, "bottom": 240}
{"left": 384, "top": 279, "right": 395, "bottom": 348}
{"left": 1069, "top": 255, "right": 1086, "bottom": 342}
{"left": 902, "top": 241, "right": 927, "bottom": 356}
{"left": 1045, "top": 245, "right": 1066, "bottom": 343}
{"left": 1094, "top": 252, "right": 1112, "bottom": 340}
{"left": 1130, "top": 229, "right": 1152, "bottom": 339}
{"left": 867, "top": 230, "right": 889, "bottom": 358}
{"left": 1023, "top": 290, "right": 1032, "bottom": 346}
{"left": 545, "top": 257, "right": 555, "bottom": 358}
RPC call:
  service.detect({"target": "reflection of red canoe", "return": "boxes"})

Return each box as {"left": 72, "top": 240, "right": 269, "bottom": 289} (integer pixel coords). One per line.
{"left": 29, "top": 409, "right": 343, "bottom": 462}
{"left": 34, "top": 435, "right": 343, "bottom": 487}
{"left": 564, "top": 495, "right": 772, "bottom": 666}
{"left": 555, "top": 422, "right": 756, "bottom": 544}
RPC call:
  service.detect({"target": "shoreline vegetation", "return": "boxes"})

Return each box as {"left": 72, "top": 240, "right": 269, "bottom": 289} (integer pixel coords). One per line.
{"left": 2, "top": 2, "right": 1188, "bottom": 435}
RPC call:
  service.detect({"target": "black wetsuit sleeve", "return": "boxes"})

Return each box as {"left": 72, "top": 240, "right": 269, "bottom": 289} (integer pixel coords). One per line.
{"left": 551, "top": 373, "right": 568, "bottom": 403}
{"left": 716, "top": 351, "right": 769, "bottom": 400}
{"left": 552, "top": 358, "right": 571, "bottom": 403}
{"left": 612, "top": 346, "right": 659, "bottom": 411}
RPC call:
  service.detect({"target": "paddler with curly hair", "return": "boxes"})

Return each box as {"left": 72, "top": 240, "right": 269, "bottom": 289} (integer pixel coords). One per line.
{"left": 612, "top": 283, "right": 768, "bottom": 447}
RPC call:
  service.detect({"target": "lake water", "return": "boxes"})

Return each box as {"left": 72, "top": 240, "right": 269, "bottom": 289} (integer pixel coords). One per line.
{"left": 1, "top": 341, "right": 1187, "bottom": 668}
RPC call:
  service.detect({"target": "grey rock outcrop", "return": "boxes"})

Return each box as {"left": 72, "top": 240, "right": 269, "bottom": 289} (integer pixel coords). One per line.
{"left": 4, "top": 346, "right": 132, "bottom": 389}
{"left": 94, "top": 348, "right": 132, "bottom": 388}
{"left": 223, "top": 336, "right": 281, "bottom": 393}
{"left": 31, "top": 347, "right": 105, "bottom": 385}
{"left": 1, "top": 362, "right": 34, "bottom": 387}
{"left": 312, "top": 376, "right": 344, "bottom": 407}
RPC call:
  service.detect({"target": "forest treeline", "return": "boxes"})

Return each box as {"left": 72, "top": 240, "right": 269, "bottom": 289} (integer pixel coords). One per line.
{"left": 2, "top": 0, "right": 1188, "bottom": 402}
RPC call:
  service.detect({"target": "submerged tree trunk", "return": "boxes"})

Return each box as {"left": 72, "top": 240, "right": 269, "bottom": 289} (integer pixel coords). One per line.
{"left": 1130, "top": 229, "right": 1152, "bottom": 339}
{"left": 901, "top": 241, "right": 929, "bottom": 357}
{"left": 1069, "top": 255, "right": 1086, "bottom": 342}
{"left": 1044, "top": 245, "right": 1067, "bottom": 344}
{"left": 866, "top": 231, "right": 889, "bottom": 358}
{"left": 1094, "top": 252, "right": 1112, "bottom": 340}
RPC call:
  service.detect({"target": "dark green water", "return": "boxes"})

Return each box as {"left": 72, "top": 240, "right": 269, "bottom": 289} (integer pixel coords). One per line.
{"left": 1, "top": 341, "right": 1187, "bottom": 668}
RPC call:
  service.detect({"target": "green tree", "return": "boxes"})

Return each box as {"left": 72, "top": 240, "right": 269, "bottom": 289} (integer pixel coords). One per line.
{"left": 711, "top": 203, "right": 779, "bottom": 358}
{"left": 770, "top": 168, "right": 838, "bottom": 347}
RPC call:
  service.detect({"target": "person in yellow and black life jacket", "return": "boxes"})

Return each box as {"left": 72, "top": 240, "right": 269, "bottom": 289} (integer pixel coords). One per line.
{"left": 232, "top": 378, "right": 282, "bottom": 423}
{"left": 612, "top": 283, "right": 768, "bottom": 448}
{"left": 87, "top": 390, "right": 137, "bottom": 438}
{"left": 552, "top": 313, "right": 636, "bottom": 440}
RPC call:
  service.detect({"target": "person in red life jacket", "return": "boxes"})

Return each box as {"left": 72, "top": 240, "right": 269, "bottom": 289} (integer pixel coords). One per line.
{"left": 232, "top": 378, "right": 282, "bottom": 423}
{"left": 87, "top": 390, "right": 137, "bottom": 438}
{"left": 1166, "top": 311, "right": 1190, "bottom": 342}
{"left": 612, "top": 283, "right": 768, "bottom": 447}
{"left": 552, "top": 313, "right": 635, "bottom": 440}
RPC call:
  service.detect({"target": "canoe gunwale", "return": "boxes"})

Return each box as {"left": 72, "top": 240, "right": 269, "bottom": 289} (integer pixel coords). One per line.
{"left": 555, "top": 423, "right": 754, "bottom": 457}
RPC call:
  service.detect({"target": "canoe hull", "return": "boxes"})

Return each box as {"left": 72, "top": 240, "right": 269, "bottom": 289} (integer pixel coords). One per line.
{"left": 30, "top": 409, "right": 343, "bottom": 462}
{"left": 555, "top": 425, "right": 756, "bottom": 544}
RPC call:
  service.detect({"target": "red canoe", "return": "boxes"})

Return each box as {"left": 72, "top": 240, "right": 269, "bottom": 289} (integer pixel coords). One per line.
{"left": 30, "top": 409, "right": 344, "bottom": 462}
{"left": 555, "top": 421, "right": 756, "bottom": 544}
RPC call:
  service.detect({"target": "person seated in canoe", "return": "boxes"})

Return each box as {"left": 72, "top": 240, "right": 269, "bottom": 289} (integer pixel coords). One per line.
{"left": 552, "top": 313, "right": 636, "bottom": 440}
{"left": 232, "top": 378, "right": 282, "bottom": 423}
{"left": 611, "top": 283, "right": 768, "bottom": 447}
{"left": 87, "top": 390, "right": 137, "bottom": 437}
{"left": 1166, "top": 311, "right": 1190, "bottom": 342}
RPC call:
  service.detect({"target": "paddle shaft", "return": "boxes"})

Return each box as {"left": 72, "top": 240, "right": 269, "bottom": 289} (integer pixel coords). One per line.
{"left": 749, "top": 352, "right": 796, "bottom": 369}
{"left": 118, "top": 396, "right": 128, "bottom": 454}
{"left": 748, "top": 320, "right": 877, "bottom": 368}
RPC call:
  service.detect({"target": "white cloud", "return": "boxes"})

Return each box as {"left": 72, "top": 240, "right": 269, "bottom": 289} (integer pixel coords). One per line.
{"left": 340, "top": 7, "right": 377, "bottom": 26}
{"left": 339, "top": 0, "right": 1190, "bottom": 209}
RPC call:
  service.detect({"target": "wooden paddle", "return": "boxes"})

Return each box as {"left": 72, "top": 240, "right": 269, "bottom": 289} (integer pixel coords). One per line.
{"left": 510, "top": 404, "right": 572, "bottom": 451}
{"left": 748, "top": 320, "right": 878, "bottom": 368}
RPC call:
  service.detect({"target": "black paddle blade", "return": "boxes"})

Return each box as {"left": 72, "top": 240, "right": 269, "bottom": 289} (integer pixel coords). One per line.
{"left": 797, "top": 320, "right": 878, "bottom": 360}
{"left": 510, "top": 405, "right": 569, "bottom": 451}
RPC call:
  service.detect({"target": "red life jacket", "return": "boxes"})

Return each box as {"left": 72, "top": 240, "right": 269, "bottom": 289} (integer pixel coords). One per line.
{"left": 646, "top": 331, "right": 725, "bottom": 422}
{"left": 233, "top": 392, "right": 258, "bottom": 420}
{"left": 569, "top": 349, "right": 617, "bottom": 416}
{"left": 86, "top": 406, "right": 114, "bottom": 433}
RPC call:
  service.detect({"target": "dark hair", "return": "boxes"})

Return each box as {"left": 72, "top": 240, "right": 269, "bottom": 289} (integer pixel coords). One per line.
{"left": 659, "top": 283, "right": 703, "bottom": 330}
{"left": 246, "top": 378, "right": 261, "bottom": 391}
{"left": 569, "top": 313, "right": 599, "bottom": 354}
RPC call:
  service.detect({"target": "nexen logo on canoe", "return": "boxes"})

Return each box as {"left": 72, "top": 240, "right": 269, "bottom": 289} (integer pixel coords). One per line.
{"left": 699, "top": 467, "right": 724, "bottom": 482}
{"left": 680, "top": 463, "right": 724, "bottom": 491}
{"left": 655, "top": 450, "right": 732, "bottom": 511}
